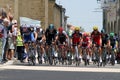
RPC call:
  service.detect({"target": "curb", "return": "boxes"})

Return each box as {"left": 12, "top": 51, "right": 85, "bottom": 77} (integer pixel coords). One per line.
{"left": 3, "top": 60, "right": 15, "bottom": 66}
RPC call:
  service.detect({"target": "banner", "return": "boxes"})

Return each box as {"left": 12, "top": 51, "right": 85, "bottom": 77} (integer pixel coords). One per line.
{"left": 20, "top": 17, "right": 41, "bottom": 27}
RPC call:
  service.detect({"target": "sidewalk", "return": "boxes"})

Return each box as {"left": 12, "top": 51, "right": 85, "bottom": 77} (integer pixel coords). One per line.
{"left": 0, "top": 58, "right": 17, "bottom": 66}
{"left": 0, "top": 64, "right": 3, "bottom": 67}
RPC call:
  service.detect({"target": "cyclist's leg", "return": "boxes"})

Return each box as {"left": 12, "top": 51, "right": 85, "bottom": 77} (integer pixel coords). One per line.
{"left": 96, "top": 45, "right": 102, "bottom": 63}
{"left": 91, "top": 43, "right": 96, "bottom": 62}
{"left": 33, "top": 42, "right": 38, "bottom": 63}
{"left": 71, "top": 45, "right": 75, "bottom": 63}
{"left": 40, "top": 44, "right": 45, "bottom": 63}
{"left": 78, "top": 44, "right": 82, "bottom": 57}
{"left": 23, "top": 42, "right": 29, "bottom": 62}
{"left": 45, "top": 43, "right": 49, "bottom": 59}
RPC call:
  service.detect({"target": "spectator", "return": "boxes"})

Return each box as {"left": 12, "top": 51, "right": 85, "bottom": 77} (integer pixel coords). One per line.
{"left": 12, "top": 20, "right": 18, "bottom": 58}
{"left": 0, "top": 7, "right": 14, "bottom": 63}
{"left": 0, "top": 18, "right": 4, "bottom": 62}
{"left": 16, "top": 29, "right": 24, "bottom": 62}
{"left": 6, "top": 19, "right": 16, "bottom": 60}
{"left": 0, "top": 8, "right": 7, "bottom": 24}
{"left": 0, "top": 18, "right": 10, "bottom": 63}
{"left": 0, "top": 8, "right": 9, "bottom": 63}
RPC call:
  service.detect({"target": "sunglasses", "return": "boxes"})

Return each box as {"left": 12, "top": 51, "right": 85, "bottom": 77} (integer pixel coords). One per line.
{"left": 94, "top": 29, "right": 97, "bottom": 31}
{"left": 14, "top": 23, "right": 17, "bottom": 24}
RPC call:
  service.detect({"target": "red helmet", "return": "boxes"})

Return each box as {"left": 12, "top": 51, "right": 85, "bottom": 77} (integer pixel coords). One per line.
{"left": 83, "top": 32, "right": 87, "bottom": 37}
{"left": 58, "top": 27, "right": 63, "bottom": 33}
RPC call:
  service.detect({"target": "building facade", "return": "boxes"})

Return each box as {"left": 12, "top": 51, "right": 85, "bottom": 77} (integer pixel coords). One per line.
{"left": 0, "top": 0, "right": 67, "bottom": 29}
{"left": 102, "top": 0, "right": 120, "bottom": 34}
{"left": 48, "top": 0, "right": 67, "bottom": 29}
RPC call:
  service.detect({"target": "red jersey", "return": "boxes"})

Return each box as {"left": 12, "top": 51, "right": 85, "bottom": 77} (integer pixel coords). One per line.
{"left": 82, "top": 37, "right": 89, "bottom": 47}
{"left": 72, "top": 32, "right": 82, "bottom": 45}
{"left": 91, "top": 31, "right": 101, "bottom": 46}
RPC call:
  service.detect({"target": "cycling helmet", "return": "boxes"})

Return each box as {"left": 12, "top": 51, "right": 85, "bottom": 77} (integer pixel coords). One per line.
{"left": 75, "top": 26, "right": 80, "bottom": 31}
{"left": 83, "top": 32, "right": 87, "bottom": 37}
{"left": 29, "top": 27, "right": 34, "bottom": 32}
{"left": 49, "top": 24, "right": 54, "bottom": 30}
{"left": 58, "top": 27, "right": 63, "bottom": 33}
{"left": 86, "top": 32, "right": 90, "bottom": 36}
{"left": 101, "top": 29, "right": 105, "bottom": 33}
{"left": 93, "top": 26, "right": 98, "bottom": 30}
{"left": 36, "top": 27, "right": 40, "bottom": 31}
{"left": 110, "top": 32, "right": 114, "bottom": 37}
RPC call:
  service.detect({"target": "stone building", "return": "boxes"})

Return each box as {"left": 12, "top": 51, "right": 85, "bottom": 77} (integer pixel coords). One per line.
{"left": 0, "top": 0, "right": 67, "bottom": 29}
{"left": 48, "top": 0, "right": 67, "bottom": 29}
{"left": 53, "top": 4, "right": 67, "bottom": 29}
{"left": 102, "top": 0, "right": 120, "bottom": 34}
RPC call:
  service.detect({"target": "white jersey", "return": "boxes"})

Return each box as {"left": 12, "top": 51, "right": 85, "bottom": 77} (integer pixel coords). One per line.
{"left": 63, "top": 31, "right": 67, "bottom": 35}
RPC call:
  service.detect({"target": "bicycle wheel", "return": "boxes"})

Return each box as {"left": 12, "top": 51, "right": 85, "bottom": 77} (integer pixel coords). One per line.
{"left": 32, "top": 55, "right": 36, "bottom": 66}
{"left": 48, "top": 47, "right": 53, "bottom": 65}
{"left": 111, "top": 50, "right": 115, "bottom": 66}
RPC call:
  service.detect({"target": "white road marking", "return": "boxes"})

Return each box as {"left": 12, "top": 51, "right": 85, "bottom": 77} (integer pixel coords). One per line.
{"left": 1, "top": 65, "right": 120, "bottom": 73}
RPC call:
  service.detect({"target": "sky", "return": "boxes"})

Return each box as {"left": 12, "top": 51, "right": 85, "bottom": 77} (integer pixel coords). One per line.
{"left": 56, "top": 0, "right": 103, "bottom": 32}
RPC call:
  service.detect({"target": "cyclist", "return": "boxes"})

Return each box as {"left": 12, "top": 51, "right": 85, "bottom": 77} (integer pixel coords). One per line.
{"left": 36, "top": 27, "right": 45, "bottom": 64}
{"left": 116, "top": 34, "right": 120, "bottom": 63}
{"left": 82, "top": 32, "right": 91, "bottom": 64}
{"left": 108, "top": 33, "right": 117, "bottom": 49}
{"left": 45, "top": 24, "right": 57, "bottom": 45}
{"left": 22, "top": 25, "right": 37, "bottom": 60}
{"left": 70, "top": 26, "right": 82, "bottom": 62}
{"left": 66, "top": 25, "right": 74, "bottom": 46}
{"left": 82, "top": 32, "right": 90, "bottom": 49}
{"left": 56, "top": 27, "right": 68, "bottom": 45}
{"left": 91, "top": 26, "right": 102, "bottom": 62}
{"left": 101, "top": 29, "right": 106, "bottom": 47}
{"left": 45, "top": 24, "right": 57, "bottom": 64}
{"left": 108, "top": 33, "right": 118, "bottom": 53}
{"left": 55, "top": 27, "right": 68, "bottom": 63}
{"left": 101, "top": 30, "right": 110, "bottom": 65}
{"left": 107, "top": 32, "right": 118, "bottom": 65}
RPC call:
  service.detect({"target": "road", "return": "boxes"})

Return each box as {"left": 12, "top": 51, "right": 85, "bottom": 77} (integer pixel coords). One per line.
{"left": 0, "top": 61, "right": 120, "bottom": 80}
{"left": 0, "top": 69, "right": 120, "bottom": 80}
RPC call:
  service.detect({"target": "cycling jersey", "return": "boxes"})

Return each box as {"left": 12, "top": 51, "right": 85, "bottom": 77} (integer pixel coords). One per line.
{"left": 21, "top": 27, "right": 36, "bottom": 42}
{"left": 37, "top": 31, "right": 43, "bottom": 41}
{"left": 91, "top": 31, "right": 101, "bottom": 46}
{"left": 101, "top": 33, "right": 109, "bottom": 46}
{"left": 22, "top": 29, "right": 31, "bottom": 42}
{"left": 82, "top": 37, "right": 89, "bottom": 48}
{"left": 67, "top": 29, "right": 73, "bottom": 37}
{"left": 58, "top": 32, "right": 67, "bottom": 44}
{"left": 45, "top": 28, "right": 57, "bottom": 45}
{"left": 71, "top": 32, "right": 82, "bottom": 45}
{"left": 109, "top": 37, "right": 116, "bottom": 49}
{"left": 30, "top": 32, "right": 36, "bottom": 42}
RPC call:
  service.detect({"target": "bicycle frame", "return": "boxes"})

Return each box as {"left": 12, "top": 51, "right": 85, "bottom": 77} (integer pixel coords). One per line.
{"left": 27, "top": 41, "right": 36, "bottom": 65}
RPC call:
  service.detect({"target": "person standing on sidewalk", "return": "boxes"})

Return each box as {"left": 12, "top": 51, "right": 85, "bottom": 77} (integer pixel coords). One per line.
{"left": 0, "top": 20, "right": 4, "bottom": 61}
{"left": 16, "top": 29, "right": 25, "bottom": 62}
{"left": 0, "top": 8, "right": 8, "bottom": 63}
{"left": 0, "top": 7, "right": 15, "bottom": 63}
{"left": 0, "top": 18, "right": 10, "bottom": 63}
{"left": 6, "top": 19, "right": 18, "bottom": 60}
